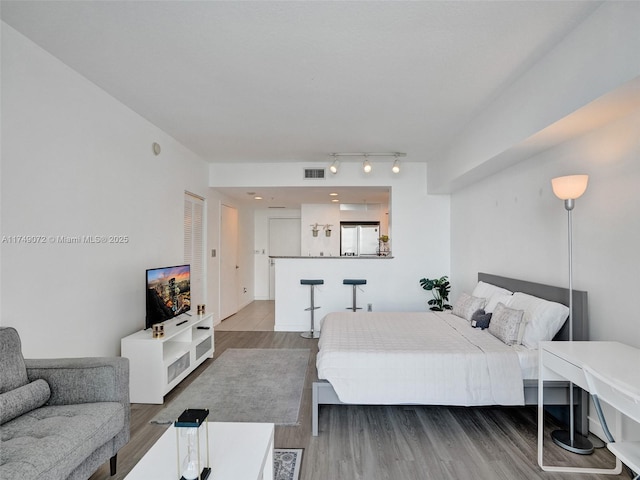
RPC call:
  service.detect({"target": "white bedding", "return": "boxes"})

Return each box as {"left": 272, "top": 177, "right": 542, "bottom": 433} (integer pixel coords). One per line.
{"left": 317, "top": 311, "right": 525, "bottom": 406}
{"left": 514, "top": 344, "right": 538, "bottom": 380}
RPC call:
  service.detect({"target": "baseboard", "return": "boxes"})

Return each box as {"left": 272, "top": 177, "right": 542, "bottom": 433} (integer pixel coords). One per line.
{"left": 238, "top": 299, "right": 253, "bottom": 310}
{"left": 274, "top": 323, "right": 314, "bottom": 332}
{"left": 588, "top": 414, "right": 606, "bottom": 443}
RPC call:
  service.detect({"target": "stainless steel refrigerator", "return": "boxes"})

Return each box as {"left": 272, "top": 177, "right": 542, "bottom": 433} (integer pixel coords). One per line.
{"left": 340, "top": 223, "right": 380, "bottom": 256}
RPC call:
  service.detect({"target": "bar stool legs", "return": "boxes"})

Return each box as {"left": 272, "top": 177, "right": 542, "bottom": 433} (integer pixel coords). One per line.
{"left": 343, "top": 279, "right": 367, "bottom": 312}
{"left": 300, "top": 279, "right": 323, "bottom": 339}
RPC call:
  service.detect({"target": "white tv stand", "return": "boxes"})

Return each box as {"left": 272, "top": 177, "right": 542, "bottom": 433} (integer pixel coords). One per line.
{"left": 121, "top": 313, "right": 214, "bottom": 404}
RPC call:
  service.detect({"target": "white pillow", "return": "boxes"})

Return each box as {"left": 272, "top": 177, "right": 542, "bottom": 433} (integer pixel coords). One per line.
{"left": 485, "top": 293, "right": 513, "bottom": 314}
{"left": 451, "top": 292, "right": 486, "bottom": 322}
{"left": 472, "top": 281, "right": 512, "bottom": 300}
{"left": 507, "top": 292, "right": 569, "bottom": 349}
{"left": 472, "top": 281, "right": 513, "bottom": 313}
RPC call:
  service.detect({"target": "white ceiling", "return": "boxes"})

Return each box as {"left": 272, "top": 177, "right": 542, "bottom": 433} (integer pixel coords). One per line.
{"left": 217, "top": 185, "right": 390, "bottom": 209}
{"left": 1, "top": 0, "right": 601, "bottom": 166}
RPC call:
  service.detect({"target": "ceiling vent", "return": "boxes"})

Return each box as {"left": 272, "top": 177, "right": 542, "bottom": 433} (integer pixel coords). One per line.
{"left": 303, "top": 168, "right": 326, "bottom": 180}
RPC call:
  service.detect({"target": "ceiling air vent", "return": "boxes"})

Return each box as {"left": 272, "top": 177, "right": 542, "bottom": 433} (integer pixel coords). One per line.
{"left": 303, "top": 168, "right": 326, "bottom": 180}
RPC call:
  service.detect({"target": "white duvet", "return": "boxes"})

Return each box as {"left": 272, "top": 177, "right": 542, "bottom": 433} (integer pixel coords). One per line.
{"left": 316, "top": 311, "right": 525, "bottom": 406}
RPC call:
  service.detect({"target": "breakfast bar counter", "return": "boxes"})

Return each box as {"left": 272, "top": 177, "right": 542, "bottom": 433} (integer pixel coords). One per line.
{"left": 271, "top": 256, "right": 396, "bottom": 332}
{"left": 270, "top": 255, "right": 393, "bottom": 259}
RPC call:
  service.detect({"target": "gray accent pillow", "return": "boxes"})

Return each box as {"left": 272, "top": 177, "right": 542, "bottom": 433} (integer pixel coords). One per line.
{"left": 488, "top": 302, "right": 524, "bottom": 346}
{"left": 471, "top": 309, "right": 492, "bottom": 329}
{"left": 0, "top": 379, "right": 51, "bottom": 424}
{"left": 452, "top": 292, "right": 486, "bottom": 322}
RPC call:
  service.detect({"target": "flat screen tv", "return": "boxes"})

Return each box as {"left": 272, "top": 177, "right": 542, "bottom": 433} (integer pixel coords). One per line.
{"left": 146, "top": 264, "right": 191, "bottom": 329}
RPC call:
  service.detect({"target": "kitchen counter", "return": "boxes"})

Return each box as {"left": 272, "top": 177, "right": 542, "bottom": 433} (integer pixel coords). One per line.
{"left": 269, "top": 255, "right": 393, "bottom": 259}
{"left": 271, "top": 256, "right": 395, "bottom": 332}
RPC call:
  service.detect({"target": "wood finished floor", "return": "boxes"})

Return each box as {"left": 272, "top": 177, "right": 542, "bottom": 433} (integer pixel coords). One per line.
{"left": 215, "top": 300, "right": 275, "bottom": 331}
{"left": 90, "top": 302, "right": 629, "bottom": 480}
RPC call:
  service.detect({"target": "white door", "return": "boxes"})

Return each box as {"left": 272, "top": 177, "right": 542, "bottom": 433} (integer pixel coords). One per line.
{"left": 269, "top": 218, "right": 301, "bottom": 300}
{"left": 220, "top": 204, "right": 239, "bottom": 320}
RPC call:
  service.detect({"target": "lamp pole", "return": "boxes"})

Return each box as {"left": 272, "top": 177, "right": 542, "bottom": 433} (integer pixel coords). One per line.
{"left": 550, "top": 177, "right": 593, "bottom": 455}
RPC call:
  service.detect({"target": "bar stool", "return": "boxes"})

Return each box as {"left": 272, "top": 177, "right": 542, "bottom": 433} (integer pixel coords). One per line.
{"left": 343, "top": 279, "right": 367, "bottom": 312}
{"left": 300, "top": 279, "right": 323, "bottom": 339}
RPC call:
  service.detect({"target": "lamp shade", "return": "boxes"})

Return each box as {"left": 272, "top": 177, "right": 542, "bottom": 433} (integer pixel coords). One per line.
{"left": 551, "top": 175, "right": 589, "bottom": 200}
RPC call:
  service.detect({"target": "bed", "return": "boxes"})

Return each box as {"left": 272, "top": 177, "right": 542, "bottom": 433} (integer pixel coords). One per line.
{"left": 311, "top": 273, "right": 589, "bottom": 436}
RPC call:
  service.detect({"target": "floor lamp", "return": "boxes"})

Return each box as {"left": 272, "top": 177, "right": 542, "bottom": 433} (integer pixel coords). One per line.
{"left": 551, "top": 174, "right": 594, "bottom": 455}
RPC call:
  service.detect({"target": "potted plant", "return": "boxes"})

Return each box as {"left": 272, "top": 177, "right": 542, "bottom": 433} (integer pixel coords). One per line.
{"left": 377, "top": 235, "right": 390, "bottom": 256}
{"left": 419, "top": 276, "right": 452, "bottom": 311}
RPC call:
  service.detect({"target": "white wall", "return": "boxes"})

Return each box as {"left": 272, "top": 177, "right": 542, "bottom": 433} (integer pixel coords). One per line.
{"left": 253, "top": 208, "right": 301, "bottom": 300}
{"left": 0, "top": 24, "right": 213, "bottom": 357}
{"left": 429, "top": 2, "right": 640, "bottom": 193}
{"left": 451, "top": 109, "right": 640, "bottom": 348}
{"left": 236, "top": 202, "right": 256, "bottom": 309}
{"left": 301, "top": 204, "right": 341, "bottom": 257}
{"left": 211, "top": 161, "right": 451, "bottom": 311}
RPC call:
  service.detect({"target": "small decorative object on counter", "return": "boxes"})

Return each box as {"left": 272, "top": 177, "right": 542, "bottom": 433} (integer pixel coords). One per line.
{"left": 152, "top": 323, "right": 164, "bottom": 339}
{"left": 324, "top": 224, "right": 333, "bottom": 237}
{"left": 378, "top": 235, "right": 390, "bottom": 256}
{"left": 310, "top": 223, "right": 320, "bottom": 237}
{"left": 197, "top": 304, "right": 206, "bottom": 316}
{"left": 175, "top": 409, "right": 211, "bottom": 480}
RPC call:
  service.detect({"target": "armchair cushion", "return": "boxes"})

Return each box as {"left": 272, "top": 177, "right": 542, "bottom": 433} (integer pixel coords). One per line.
{"left": 1, "top": 402, "right": 125, "bottom": 480}
{"left": 0, "top": 379, "right": 50, "bottom": 425}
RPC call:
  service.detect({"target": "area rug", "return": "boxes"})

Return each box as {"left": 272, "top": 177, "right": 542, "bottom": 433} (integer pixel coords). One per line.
{"left": 274, "top": 448, "right": 303, "bottom": 480}
{"left": 151, "top": 348, "right": 309, "bottom": 425}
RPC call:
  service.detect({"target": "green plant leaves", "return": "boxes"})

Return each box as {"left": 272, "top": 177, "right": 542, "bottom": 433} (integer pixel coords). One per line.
{"left": 419, "top": 275, "right": 452, "bottom": 311}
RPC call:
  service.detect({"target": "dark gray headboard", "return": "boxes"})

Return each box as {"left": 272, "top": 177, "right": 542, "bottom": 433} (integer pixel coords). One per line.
{"left": 478, "top": 273, "right": 588, "bottom": 341}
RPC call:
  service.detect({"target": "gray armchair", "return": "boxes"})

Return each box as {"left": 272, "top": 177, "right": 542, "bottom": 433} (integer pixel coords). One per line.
{"left": 0, "top": 327, "right": 130, "bottom": 480}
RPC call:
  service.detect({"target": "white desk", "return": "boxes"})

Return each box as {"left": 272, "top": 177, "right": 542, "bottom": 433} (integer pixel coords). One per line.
{"left": 538, "top": 341, "right": 640, "bottom": 474}
{"left": 125, "top": 422, "right": 274, "bottom": 480}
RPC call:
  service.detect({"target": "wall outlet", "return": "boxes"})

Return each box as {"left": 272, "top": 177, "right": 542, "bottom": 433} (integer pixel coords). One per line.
{"left": 367, "top": 303, "right": 372, "bottom": 312}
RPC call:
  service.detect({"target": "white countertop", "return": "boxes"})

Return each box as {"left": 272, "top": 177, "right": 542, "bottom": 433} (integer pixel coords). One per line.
{"left": 269, "top": 255, "right": 393, "bottom": 259}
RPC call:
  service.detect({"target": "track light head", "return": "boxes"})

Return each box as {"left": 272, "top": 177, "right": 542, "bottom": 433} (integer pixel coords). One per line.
{"left": 363, "top": 156, "right": 372, "bottom": 173}
{"left": 392, "top": 157, "right": 400, "bottom": 173}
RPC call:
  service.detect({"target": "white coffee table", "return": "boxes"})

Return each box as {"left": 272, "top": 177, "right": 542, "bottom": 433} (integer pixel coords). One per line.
{"left": 125, "top": 422, "right": 274, "bottom": 480}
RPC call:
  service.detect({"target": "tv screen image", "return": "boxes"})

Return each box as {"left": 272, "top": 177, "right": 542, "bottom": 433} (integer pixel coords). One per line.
{"left": 146, "top": 264, "right": 191, "bottom": 329}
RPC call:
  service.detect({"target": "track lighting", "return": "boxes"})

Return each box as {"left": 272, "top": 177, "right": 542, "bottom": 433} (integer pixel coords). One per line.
{"left": 329, "top": 155, "right": 338, "bottom": 174}
{"left": 363, "top": 156, "right": 372, "bottom": 173}
{"left": 392, "top": 156, "right": 400, "bottom": 174}
{"left": 327, "top": 152, "right": 406, "bottom": 175}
